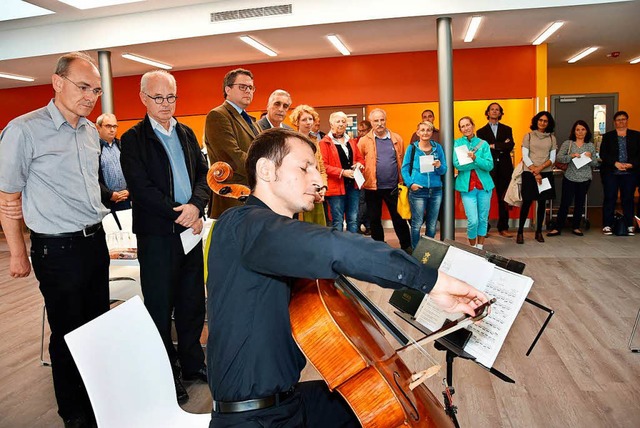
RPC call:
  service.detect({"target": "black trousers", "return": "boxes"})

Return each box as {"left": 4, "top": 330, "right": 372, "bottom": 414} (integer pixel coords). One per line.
{"left": 556, "top": 177, "right": 591, "bottom": 230}
{"left": 602, "top": 173, "right": 636, "bottom": 228}
{"left": 365, "top": 188, "right": 411, "bottom": 249}
{"left": 491, "top": 167, "right": 512, "bottom": 231}
{"left": 209, "top": 381, "right": 359, "bottom": 428}
{"left": 31, "top": 230, "right": 110, "bottom": 421}
{"left": 137, "top": 233, "right": 206, "bottom": 375}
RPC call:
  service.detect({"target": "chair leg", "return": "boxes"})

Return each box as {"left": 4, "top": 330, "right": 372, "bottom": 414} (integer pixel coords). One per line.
{"left": 40, "top": 305, "right": 51, "bottom": 367}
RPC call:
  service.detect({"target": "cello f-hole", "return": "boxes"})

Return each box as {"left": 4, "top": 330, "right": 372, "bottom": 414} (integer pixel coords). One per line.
{"left": 394, "top": 371, "right": 420, "bottom": 421}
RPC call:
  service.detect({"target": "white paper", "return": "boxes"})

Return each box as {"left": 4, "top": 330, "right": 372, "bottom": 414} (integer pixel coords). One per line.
{"left": 413, "top": 245, "right": 534, "bottom": 368}
{"left": 181, "top": 226, "right": 205, "bottom": 254}
{"left": 537, "top": 177, "right": 551, "bottom": 193}
{"left": 455, "top": 146, "right": 473, "bottom": 165}
{"left": 353, "top": 167, "right": 365, "bottom": 189}
{"left": 464, "top": 267, "right": 533, "bottom": 367}
{"left": 439, "top": 246, "right": 495, "bottom": 291}
{"left": 571, "top": 153, "right": 592, "bottom": 169}
{"left": 420, "top": 155, "right": 435, "bottom": 173}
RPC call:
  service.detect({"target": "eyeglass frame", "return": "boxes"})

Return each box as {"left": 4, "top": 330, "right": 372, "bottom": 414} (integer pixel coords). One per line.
{"left": 143, "top": 93, "right": 178, "bottom": 104}
{"left": 60, "top": 75, "right": 103, "bottom": 97}
{"left": 228, "top": 83, "right": 256, "bottom": 93}
{"left": 101, "top": 124, "right": 118, "bottom": 130}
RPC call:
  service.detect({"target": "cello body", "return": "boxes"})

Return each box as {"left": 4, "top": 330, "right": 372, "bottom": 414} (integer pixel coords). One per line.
{"left": 290, "top": 277, "right": 454, "bottom": 428}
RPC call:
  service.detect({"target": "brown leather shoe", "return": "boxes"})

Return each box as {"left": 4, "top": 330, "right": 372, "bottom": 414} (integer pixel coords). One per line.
{"left": 516, "top": 233, "right": 524, "bottom": 244}
{"left": 499, "top": 230, "right": 514, "bottom": 238}
{"left": 535, "top": 231, "right": 545, "bottom": 242}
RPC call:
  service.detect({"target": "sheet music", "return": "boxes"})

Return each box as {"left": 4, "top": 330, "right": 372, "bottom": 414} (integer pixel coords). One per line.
{"left": 420, "top": 155, "right": 434, "bottom": 173}
{"left": 464, "top": 266, "right": 533, "bottom": 367}
{"left": 537, "top": 177, "right": 551, "bottom": 193}
{"left": 414, "top": 250, "right": 533, "bottom": 368}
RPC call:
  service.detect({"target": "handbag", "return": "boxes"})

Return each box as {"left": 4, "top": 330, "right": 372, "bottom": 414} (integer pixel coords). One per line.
{"left": 397, "top": 184, "right": 411, "bottom": 220}
{"left": 554, "top": 137, "right": 569, "bottom": 171}
{"left": 504, "top": 162, "right": 524, "bottom": 207}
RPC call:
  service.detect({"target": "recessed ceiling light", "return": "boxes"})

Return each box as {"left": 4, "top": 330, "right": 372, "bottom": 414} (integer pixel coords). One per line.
{"left": 1, "top": 0, "right": 53, "bottom": 22}
{"left": 568, "top": 47, "right": 598, "bottom": 64}
{"left": 0, "top": 72, "right": 35, "bottom": 82}
{"left": 464, "top": 16, "right": 483, "bottom": 43}
{"left": 58, "top": 0, "right": 144, "bottom": 10}
{"left": 532, "top": 21, "right": 564, "bottom": 45}
{"left": 122, "top": 53, "right": 172, "bottom": 70}
{"left": 630, "top": 56, "right": 640, "bottom": 64}
{"left": 239, "top": 36, "right": 277, "bottom": 57}
{"left": 327, "top": 34, "right": 350, "bottom": 56}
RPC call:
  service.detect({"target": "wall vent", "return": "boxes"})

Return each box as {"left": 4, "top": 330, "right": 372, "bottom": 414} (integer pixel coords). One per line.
{"left": 211, "top": 4, "right": 292, "bottom": 22}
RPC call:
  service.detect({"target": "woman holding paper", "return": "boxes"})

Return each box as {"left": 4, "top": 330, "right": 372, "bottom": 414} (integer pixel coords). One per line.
{"left": 516, "top": 111, "right": 557, "bottom": 244}
{"left": 401, "top": 121, "right": 447, "bottom": 245}
{"left": 453, "top": 117, "right": 494, "bottom": 249}
{"left": 547, "top": 120, "right": 598, "bottom": 237}
{"left": 319, "top": 111, "right": 365, "bottom": 232}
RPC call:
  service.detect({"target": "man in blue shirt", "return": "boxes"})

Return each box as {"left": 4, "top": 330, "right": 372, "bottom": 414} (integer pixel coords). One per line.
{"left": 97, "top": 113, "right": 131, "bottom": 217}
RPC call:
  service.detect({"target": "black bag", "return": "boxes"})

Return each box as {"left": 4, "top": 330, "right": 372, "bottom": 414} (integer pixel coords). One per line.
{"left": 613, "top": 212, "right": 628, "bottom": 236}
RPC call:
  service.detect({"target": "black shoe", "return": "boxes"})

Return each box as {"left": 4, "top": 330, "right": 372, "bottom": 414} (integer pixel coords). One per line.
{"left": 535, "top": 231, "right": 545, "bottom": 242}
{"left": 174, "top": 376, "right": 189, "bottom": 404}
{"left": 183, "top": 366, "right": 208, "bottom": 383}
{"left": 546, "top": 230, "right": 561, "bottom": 237}
{"left": 63, "top": 415, "right": 92, "bottom": 428}
{"left": 572, "top": 229, "right": 584, "bottom": 236}
{"left": 516, "top": 233, "right": 524, "bottom": 244}
{"left": 363, "top": 228, "right": 372, "bottom": 236}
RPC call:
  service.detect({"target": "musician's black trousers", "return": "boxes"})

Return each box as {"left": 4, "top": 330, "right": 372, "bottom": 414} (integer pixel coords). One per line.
{"left": 209, "top": 380, "right": 359, "bottom": 427}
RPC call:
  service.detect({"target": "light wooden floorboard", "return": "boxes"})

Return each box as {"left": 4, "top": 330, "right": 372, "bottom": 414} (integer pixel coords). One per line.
{"left": 0, "top": 228, "right": 639, "bottom": 427}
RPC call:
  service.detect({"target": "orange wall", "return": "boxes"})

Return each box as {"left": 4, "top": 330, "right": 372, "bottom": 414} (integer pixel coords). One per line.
{"left": 548, "top": 64, "right": 640, "bottom": 125}
{"left": 0, "top": 46, "right": 536, "bottom": 129}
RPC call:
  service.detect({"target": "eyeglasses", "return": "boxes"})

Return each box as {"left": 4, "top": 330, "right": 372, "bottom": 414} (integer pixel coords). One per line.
{"left": 102, "top": 124, "right": 118, "bottom": 130}
{"left": 229, "top": 83, "right": 256, "bottom": 93}
{"left": 61, "top": 75, "right": 103, "bottom": 97}
{"left": 615, "top": 118, "right": 628, "bottom": 122}
{"left": 144, "top": 93, "right": 178, "bottom": 104}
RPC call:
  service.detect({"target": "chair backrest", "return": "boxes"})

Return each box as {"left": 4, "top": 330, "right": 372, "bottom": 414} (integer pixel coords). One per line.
{"left": 64, "top": 296, "right": 180, "bottom": 427}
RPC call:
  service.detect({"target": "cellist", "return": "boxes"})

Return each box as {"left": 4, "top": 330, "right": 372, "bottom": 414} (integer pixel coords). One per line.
{"left": 206, "top": 128, "right": 488, "bottom": 428}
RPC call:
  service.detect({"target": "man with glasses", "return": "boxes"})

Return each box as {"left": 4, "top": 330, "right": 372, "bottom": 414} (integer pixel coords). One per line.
{"left": 96, "top": 113, "right": 131, "bottom": 218}
{"left": 205, "top": 68, "right": 259, "bottom": 218}
{"left": 120, "top": 70, "right": 210, "bottom": 404}
{"left": 0, "top": 52, "right": 109, "bottom": 427}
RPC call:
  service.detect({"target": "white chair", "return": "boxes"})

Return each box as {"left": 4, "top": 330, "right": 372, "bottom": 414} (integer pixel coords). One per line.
{"left": 64, "top": 296, "right": 210, "bottom": 428}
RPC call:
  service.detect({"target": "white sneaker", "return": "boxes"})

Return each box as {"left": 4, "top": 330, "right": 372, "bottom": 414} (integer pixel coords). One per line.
{"left": 627, "top": 227, "right": 635, "bottom": 236}
{"left": 603, "top": 226, "right": 613, "bottom": 235}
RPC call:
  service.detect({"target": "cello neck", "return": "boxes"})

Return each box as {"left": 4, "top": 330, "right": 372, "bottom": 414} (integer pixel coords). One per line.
{"left": 335, "top": 275, "right": 412, "bottom": 346}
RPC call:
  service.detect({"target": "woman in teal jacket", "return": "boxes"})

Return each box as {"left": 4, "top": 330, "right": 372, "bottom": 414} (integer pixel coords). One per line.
{"left": 453, "top": 116, "right": 494, "bottom": 249}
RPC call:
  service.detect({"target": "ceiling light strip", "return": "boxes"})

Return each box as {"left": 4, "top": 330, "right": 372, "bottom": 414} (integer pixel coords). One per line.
{"left": 239, "top": 36, "right": 277, "bottom": 57}
{"left": 0, "top": 72, "right": 35, "bottom": 82}
{"left": 121, "top": 53, "right": 172, "bottom": 70}
{"left": 327, "top": 34, "right": 350, "bottom": 56}
{"left": 464, "top": 16, "right": 483, "bottom": 43}
{"left": 568, "top": 47, "right": 598, "bottom": 64}
{"left": 532, "top": 21, "right": 564, "bottom": 46}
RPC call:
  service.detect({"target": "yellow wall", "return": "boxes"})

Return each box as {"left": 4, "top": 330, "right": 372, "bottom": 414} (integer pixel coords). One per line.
{"left": 548, "top": 64, "right": 640, "bottom": 125}
{"left": 367, "top": 98, "right": 535, "bottom": 163}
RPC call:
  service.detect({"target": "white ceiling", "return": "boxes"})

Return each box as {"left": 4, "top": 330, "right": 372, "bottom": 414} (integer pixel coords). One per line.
{"left": 0, "top": 0, "right": 638, "bottom": 90}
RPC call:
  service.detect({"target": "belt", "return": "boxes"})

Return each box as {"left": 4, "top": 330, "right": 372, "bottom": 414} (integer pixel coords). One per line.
{"left": 213, "top": 387, "right": 296, "bottom": 414}
{"left": 30, "top": 223, "right": 103, "bottom": 239}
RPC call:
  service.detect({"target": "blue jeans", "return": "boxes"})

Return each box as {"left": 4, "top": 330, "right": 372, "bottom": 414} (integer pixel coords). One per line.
{"left": 408, "top": 187, "right": 442, "bottom": 247}
{"left": 460, "top": 188, "right": 492, "bottom": 239}
{"left": 327, "top": 186, "right": 361, "bottom": 233}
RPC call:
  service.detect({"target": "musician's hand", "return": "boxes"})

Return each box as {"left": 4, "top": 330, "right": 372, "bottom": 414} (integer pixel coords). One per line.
{"left": 429, "top": 271, "right": 489, "bottom": 317}
{"left": 174, "top": 203, "right": 200, "bottom": 228}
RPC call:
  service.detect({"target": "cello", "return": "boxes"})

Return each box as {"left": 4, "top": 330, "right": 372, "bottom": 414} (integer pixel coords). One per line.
{"left": 290, "top": 276, "right": 455, "bottom": 427}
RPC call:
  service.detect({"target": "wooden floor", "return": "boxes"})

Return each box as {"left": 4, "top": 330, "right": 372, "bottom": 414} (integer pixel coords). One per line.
{"left": 0, "top": 227, "right": 639, "bottom": 428}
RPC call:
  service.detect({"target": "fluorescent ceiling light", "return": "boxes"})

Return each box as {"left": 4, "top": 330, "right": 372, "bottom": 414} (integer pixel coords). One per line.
{"left": 0, "top": 72, "right": 35, "bottom": 82}
{"left": 464, "top": 16, "right": 483, "bottom": 43}
{"left": 630, "top": 56, "right": 640, "bottom": 64}
{"left": 122, "top": 53, "right": 172, "bottom": 70}
{"left": 327, "top": 34, "right": 350, "bottom": 56}
{"left": 58, "top": 0, "right": 144, "bottom": 9}
{"left": 568, "top": 47, "right": 598, "bottom": 64}
{"left": 1, "top": 0, "right": 53, "bottom": 22}
{"left": 532, "top": 21, "right": 564, "bottom": 45}
{"left": 239, "top": 36, "right": 277, "bottom": 57}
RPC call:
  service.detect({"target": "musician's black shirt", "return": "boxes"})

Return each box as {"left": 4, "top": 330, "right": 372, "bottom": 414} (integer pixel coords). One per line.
{"left": 206, "top": 195, "right": 438, "bottom": 402}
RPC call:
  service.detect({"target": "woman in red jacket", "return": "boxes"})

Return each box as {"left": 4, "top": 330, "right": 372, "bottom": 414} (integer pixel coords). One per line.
{"left": 319, "top": 111, "right": 365, "bottom": 232}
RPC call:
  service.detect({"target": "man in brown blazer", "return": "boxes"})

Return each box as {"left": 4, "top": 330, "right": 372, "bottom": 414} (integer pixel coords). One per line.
{"left": 205, "top": 68, "right": 259, "bottom": 218}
